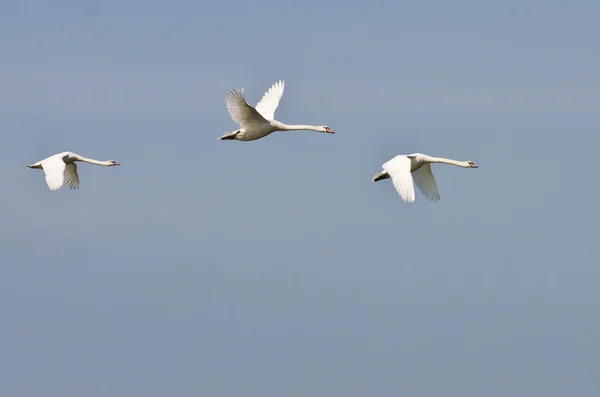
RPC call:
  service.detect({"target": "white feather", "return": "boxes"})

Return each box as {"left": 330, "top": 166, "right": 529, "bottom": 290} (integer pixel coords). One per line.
{"left": 255, "top": 80, "right": 285, "bottom": 121}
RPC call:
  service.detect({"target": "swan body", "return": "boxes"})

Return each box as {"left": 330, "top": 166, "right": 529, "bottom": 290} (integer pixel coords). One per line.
{"left": 219, "top": 80, "right": 334, "bottom": 141}
{"left": 373, "top": 153, "right": 478, "bottom": 203}
{"left": 27, "top": 151, "right": 120, "bottom": 191}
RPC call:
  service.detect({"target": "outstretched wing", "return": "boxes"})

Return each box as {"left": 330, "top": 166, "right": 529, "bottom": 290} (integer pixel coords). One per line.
{"left": 226, "top": 88, "right": 267, "bottom": 127}
{"left": 41, "top": 156, "right": 66, "bottom": 191}
{"left": 412, "top": 163, "right": 440, "bottom": 202}
{"left": 64, "top": 162, "right": 80, "bottom": 189}
{"left": 254, "top": 80, "right": 285, "bottom": 120}
{"left": 382, "top": 155, "right": 415, "bottom": 203}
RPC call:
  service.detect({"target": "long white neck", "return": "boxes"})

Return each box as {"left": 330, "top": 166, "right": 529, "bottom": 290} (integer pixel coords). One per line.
{"left": 276, "top": 122, "right": 322, "bottom": 132}
{"left": 73, "top": 155, "right": 113, "bottom": 166}
{"left": 425, "top": 156, "right": 470, "bottom": 168}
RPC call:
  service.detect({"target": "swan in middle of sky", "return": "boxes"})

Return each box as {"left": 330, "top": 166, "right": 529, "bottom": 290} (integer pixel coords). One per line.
{"left": 373, "top": 153, "right": 478, "bottom": 203}
{"left": 218, "top": 80, "right": 335, "bottom": 141}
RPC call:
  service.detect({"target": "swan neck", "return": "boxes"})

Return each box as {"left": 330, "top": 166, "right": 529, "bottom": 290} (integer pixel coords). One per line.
{"left": 278, "top": 123, "right": 319, "bottom": 131}
{"left": 75, "top": 156, "right": 111, "bottom": 166}
{"left": 426, "top": 157, "right": 468, "bottom": 167}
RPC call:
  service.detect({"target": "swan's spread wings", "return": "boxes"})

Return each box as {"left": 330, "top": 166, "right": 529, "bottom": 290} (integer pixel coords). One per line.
{"left": 42, "top": 156, "right": 66, "bottom": 191}
{"left": 64, "top": 162, "right": 80, "bottom": 189}
{"left": 412, "top": 163, "right": 440, "bottom": 202}
{"left": 255, "top": 80, "right": 284, "bottom": 121}
{"left": 382, "top": 156, "right": 415, "bottom": 203}
{"left": 226, "top": 88, "right": 267, "bottom": 126}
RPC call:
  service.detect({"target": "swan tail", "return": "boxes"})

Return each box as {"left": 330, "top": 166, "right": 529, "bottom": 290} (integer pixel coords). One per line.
{"left": 218, "top": 130, "right": 241, "bottom": 140}
{"left": 372, "top": 171, "right": 390, "bottom": 182}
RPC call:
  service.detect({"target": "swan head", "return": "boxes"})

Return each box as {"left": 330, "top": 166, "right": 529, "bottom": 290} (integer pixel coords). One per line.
{"left": 319, "top": 126, "right": 335, "bottom": 134}
{"left": 467, "top": 161, "right": 478, "bottom": 168}
{"left": 109, "top": 160, "right": 120, "bottom": 166}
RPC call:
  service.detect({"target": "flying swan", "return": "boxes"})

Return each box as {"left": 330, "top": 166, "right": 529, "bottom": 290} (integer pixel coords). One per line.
{"left": 373, "top": 153, "right": 478, "bottom": 203}
{"left": 27, "top": 151, "right": 120, "bottom": 191}
{"left": 219, "top": 80, "right": 335, "bottom": 141}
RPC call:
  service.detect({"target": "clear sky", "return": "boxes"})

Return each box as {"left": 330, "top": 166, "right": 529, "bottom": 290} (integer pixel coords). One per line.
{"left": 1, "top": 0, "right": 599, "bottom": 396}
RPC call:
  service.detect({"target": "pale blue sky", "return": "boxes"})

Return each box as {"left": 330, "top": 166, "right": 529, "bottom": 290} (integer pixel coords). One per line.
{"left": 1, "top": 0, "right": 600, "bottom": 396}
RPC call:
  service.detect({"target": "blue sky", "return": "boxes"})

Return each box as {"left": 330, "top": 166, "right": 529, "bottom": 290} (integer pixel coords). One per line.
{"left": 1, "top": 0, "right": 600, "bottom": 396}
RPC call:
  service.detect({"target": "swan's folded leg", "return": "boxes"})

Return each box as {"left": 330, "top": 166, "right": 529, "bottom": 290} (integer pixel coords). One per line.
{"left": 372, "top": 171, "right": 390, "bottom": 182}
{"left": 218, "top": 130, "right": 241, "bottom": 140}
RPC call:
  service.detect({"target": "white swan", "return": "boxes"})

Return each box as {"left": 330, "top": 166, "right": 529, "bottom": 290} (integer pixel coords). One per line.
{"left": 372, "top": 153, "right": 478, "bottom": 203}
{"left": 27, "top": 151, "right": 120, "bottom": 191}
{"left": 219, "top": 80, "right": 335, "bottom": 141}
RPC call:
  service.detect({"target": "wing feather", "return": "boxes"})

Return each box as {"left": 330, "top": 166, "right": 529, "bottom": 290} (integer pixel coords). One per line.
{"left": 254, "top": 80, "right": 285, "bottom": 120}
{"left": 41, "top": 156, "right": 66, "bottom": 191}
{"left": 226, "top": 88, "right": 267, "bottom": 127}
{"left": 412, "top": 163, "right": 440, "bottom": 202}
{"left": 64, "top": 162, "right": 80, "bottom": 189}
{"left": 382, "top": 156, "right": 415, "bottom": 203}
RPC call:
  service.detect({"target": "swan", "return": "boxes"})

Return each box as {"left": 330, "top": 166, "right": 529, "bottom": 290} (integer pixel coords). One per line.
{"left": 372, "top": 153, "right": 478, "bottom": 203}
{"left": 27, "top": 151, "right": 120, "bottom": 191}
{"left": 218, "top": 80, "right": 335, "bottom": 141}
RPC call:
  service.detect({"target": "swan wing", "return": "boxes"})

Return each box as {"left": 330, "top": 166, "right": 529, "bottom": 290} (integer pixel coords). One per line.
{"left": 255, "top": 80, "right": 285, "bottom": 120}
{"left": 42, "top": 156, "right": 66, "bottom": 191}
{"left": 226, "top": 88, "right": 268, "bottom": 127}
{"left": 64, "top": 162, "right": 80, "bottom": 189}
{"left": 412, "top": 163, "right": 440, "bottom": 202}
{"left": 382, "top": 156, "right": 415, "bottom": 203}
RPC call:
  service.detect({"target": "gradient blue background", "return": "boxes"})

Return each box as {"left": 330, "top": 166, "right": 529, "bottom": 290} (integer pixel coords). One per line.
{"left": 1, "top": 0, "right": 599, "bottom": 396}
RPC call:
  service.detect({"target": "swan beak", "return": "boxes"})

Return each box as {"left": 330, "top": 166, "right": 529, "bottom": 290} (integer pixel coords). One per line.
{"left": 471, "top": 163, "right": 478, "bottom": 168}
{"left": 325, "top": 127, "right": 334, "bottom": 134}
